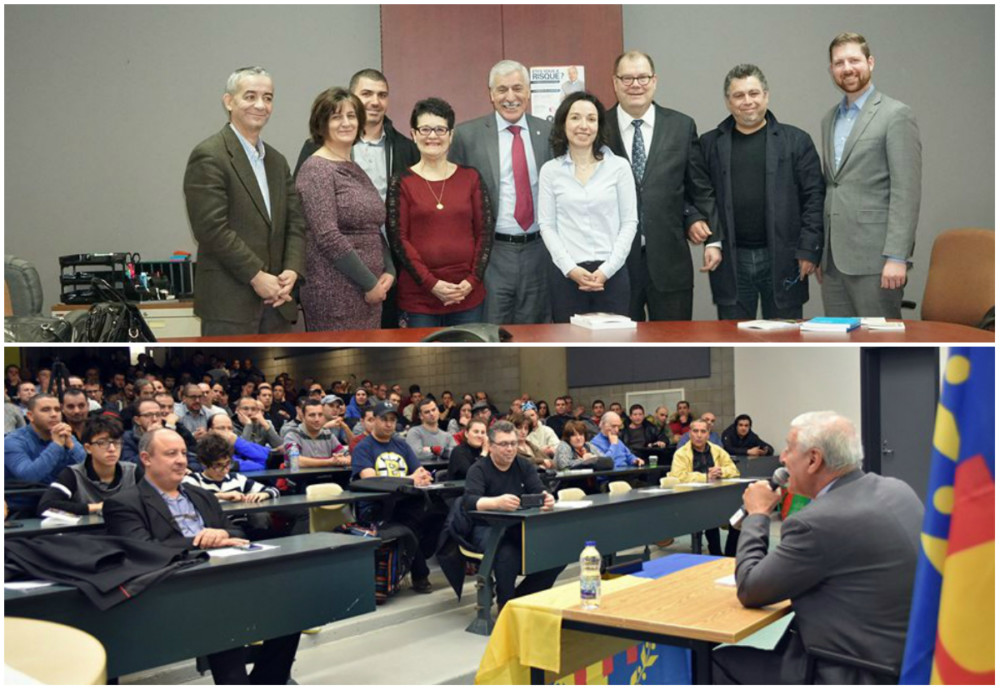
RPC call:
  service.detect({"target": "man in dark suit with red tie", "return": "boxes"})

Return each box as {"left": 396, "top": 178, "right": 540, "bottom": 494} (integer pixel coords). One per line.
{"left": 450, "top": 60, "right": 554, "bottom": 325}
{"left": 606, "top": 50, "right": 718, "bottom": 321}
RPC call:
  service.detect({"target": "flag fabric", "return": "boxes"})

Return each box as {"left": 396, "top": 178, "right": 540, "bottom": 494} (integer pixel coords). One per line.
{"left": 900, "top": 347, "right": 994, "bottom": 684}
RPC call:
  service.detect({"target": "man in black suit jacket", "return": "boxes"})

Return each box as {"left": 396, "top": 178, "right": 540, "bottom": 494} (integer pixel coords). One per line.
{"left": 606, "top": 51, "right": 718, "bottom": 321}
{"left": 104, "top": 428, "right": 300, "bottom": 685}
{"left": 294, "top": 69, "right": 419, "bottom": 329}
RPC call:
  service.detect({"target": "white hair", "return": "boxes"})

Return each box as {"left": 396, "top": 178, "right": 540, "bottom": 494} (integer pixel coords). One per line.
{"left": 488, "top": 60, "right": 529, "bottom": 89}
{"left": 226, "top": 66, "right": 271, "bottom": 96}
{"left": 789, "top": 411, "right": 863, "bottom": 473}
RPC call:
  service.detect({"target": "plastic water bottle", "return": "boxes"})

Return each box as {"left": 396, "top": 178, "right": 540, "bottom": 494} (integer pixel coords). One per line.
{"left": 287, "top": 444, "right": 301, "bottom": 472}
{"left": 580, "top": 541, "right": 602, "bottom": 609}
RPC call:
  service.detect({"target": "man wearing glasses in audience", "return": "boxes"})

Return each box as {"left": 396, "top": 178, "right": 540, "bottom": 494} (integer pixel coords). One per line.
{"left": 174, "top": 384, "right": 212, "bottom": 440}
{"left": 700, "top": 64, "right": 824, "bottom": 320}
{"left": 607, "top": 50, "right": 718, "bottom": 322}
{"left": 38, "top": 416, "right": 141, "bottom": 516}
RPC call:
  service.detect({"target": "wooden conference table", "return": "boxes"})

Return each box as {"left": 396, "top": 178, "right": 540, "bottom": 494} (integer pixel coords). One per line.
{"left": 4, "top": 533, "right": 378, "bottom": 679}
{"left": 173, "top": 319, "right": 993, "bottom": 343}
{"left": 466, "top": 479, "right": 750, "bottom": 634}
{"left": 536, "top": 558, "right": 791, "bottom": 684}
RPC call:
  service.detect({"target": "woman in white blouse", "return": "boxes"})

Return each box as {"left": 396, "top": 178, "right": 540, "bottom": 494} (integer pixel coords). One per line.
{"left": 537, "top": 92, "right": 638, "bottom": 322}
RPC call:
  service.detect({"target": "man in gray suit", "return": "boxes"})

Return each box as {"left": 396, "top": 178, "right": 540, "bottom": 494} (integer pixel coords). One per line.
{"left": 450, "top": 60, "right": 553, "bottom": 324}
{"left": 184, "top": 66, "right": 306, "bottom": 336}
{"left": 713, "top": 411, "right": 923, "bottom": 684}
{"left": 819, "top": 33, "right": 922, "bottom": 318}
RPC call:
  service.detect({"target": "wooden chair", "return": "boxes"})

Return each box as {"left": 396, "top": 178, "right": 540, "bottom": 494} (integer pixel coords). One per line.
{"left": 608, "top": 481, "right": 632, "bottom": 495}
{"left": 557, "top": 487, "right": 586, "bottom": 502}
{"left": 305, "top": 483, "right": 351, "bottom": 533}
{"left": 660, "top": 476, "right": 680, "bottom": 488}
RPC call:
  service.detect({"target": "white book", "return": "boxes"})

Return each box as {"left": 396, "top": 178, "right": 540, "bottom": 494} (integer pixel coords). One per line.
{"left": 862, "top": 317, "right": 906, "bottom": 331}
{"left": 737, "top": 319, "right": 800, "bottom": 331}
{"left": 570, "top": 313, "right": 637, "bottom": 330}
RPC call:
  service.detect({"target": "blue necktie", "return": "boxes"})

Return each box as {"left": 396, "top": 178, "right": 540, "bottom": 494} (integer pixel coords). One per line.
{"left": 631, "top": 120, "right": 647, "bottom": 183}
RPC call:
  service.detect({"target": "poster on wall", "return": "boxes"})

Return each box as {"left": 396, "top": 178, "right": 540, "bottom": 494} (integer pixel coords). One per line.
{"left": 530, "top": 65, "right": 585, "bottom": 121}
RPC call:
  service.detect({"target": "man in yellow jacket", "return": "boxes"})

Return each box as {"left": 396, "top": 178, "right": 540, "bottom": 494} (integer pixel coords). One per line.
{"left": 669, "top": 419, "right": 740, "bottom": 555}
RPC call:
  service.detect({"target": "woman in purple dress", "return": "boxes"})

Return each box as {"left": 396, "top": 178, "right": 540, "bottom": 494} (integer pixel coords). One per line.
{"left": 296, "top": 88, "right": 395, "bottom": 331}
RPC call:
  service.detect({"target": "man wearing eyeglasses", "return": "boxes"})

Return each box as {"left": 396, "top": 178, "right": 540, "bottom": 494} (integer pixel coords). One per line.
{"left": 38, "top": 415, "right": 141, "bottom": 516}
{"left": 174, "top": 384, "right": 212, "bottom": 440}
{"left": 699, "top": 64, "right": 824, "bottom": 320}
{"left": 607, "top": 50, "right": 718, "bottom": 322}
{"left": 590, "top": 411, "right": 645, "bottom": 469}
{"left": 104, "top": 427, "right": 302, "bottom": 684}
{"left": 450, "top": 59, "right": 555, "bottom": 325}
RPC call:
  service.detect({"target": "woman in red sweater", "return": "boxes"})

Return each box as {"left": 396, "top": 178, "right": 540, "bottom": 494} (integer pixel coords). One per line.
{"left": 387, "top": 98, "right": 494, "bottom": 327}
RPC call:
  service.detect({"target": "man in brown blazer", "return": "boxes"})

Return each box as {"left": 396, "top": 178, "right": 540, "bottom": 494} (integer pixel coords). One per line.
{"left": 184, "top": 66, "right": 306, "bottom": 336}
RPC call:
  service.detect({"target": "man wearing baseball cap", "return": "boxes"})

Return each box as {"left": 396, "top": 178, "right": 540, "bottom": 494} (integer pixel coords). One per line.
{"left": 352, "top": 401, "right": 435, "bottom": 593}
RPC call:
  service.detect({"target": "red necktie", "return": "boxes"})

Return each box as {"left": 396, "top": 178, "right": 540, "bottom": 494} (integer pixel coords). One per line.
{"left": 508, "top": 125, "right": 534, "bottom": 231}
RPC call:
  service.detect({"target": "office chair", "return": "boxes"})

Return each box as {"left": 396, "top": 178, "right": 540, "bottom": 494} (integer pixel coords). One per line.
{"left": 904, "top": 228, "right": 994, "bottom": 329}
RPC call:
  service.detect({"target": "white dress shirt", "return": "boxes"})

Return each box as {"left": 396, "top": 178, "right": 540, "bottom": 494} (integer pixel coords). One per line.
{"left": 494, "top": 112, "right": 540, "bottom": 235}
{"left": 615, "top": 103, "right": 655, "bottom": 165}
{"left": 537, "top": 146, "right": 638, "bottom": 279}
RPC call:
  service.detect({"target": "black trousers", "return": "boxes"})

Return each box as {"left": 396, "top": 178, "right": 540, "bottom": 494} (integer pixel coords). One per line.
{"left": 629, "top": 249, "right": 693, "bottom": 321}
{"left": 207, "top": 632, "right": 300, "bottom": 685}
{"left": 549, "top": 261, "right": 630, "bottom": 323}
{"left": 704, "top": 526, "right": 739, "bottom": 557}
{"left": 473, "top": 525, "right": 564, "bottom": 610}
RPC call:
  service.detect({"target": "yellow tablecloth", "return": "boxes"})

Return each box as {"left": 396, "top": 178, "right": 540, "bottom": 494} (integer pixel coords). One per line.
{"left": 476, "top": 575, "right": 649, "bottom": 685}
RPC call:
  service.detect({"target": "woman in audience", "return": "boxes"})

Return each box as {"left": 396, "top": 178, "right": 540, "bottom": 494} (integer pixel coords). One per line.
{"left": 447, "top": 401, "right": 474, "bottom": 437}
{"left": 537, "top": 92, "right": 638, "bottom": 322}
{"left": 387, "top": 98, "right": 493, "bottom": 327}
{"left": 553, "top": 420, "right": 602, "bottom": 470}
{"left": 721, "top": 414, "right": 775, "bottom": 457}
{"left": 296, "top": 87, "right": 396, "bottom": 331}
{"left": 447, "top": 418, "right": 489, "bottom": 480}
{"left": 37, "top": 416, "right": 142, "bottom": 516}
{"left": 536, "top": 400, "right": 550, "bottom": 423}
{"left": 509, "top": 411, "right": 550, "bottom": 467}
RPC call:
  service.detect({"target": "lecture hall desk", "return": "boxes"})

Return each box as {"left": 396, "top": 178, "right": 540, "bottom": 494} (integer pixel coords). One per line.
{"left": 4, "top": 533, "right": 378, "bottom": 679}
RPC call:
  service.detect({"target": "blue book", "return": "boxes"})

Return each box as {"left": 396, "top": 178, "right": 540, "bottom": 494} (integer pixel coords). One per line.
{"left": 801, "top": 317, "right": 862, "bottom": 332}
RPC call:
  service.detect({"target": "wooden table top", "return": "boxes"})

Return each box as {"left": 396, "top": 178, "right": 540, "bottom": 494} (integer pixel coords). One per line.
{"left": 561, "top": 558, "right": 791, "bottom": 644}
{"left": 166, "top": 320, "right": 993, "bottom": 343}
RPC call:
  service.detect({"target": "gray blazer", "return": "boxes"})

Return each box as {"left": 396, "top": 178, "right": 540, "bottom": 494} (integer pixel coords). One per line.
{"left": 183, "top": 125, "right": 307, "bottom": 324}
{"left": 820, "top": 90, "right": 922, "bottom": 275}
{"left": 735, "top": 470, "right": 923, "bottom": 683}
{"left": 449, "top": 113, "right": 553, "bottom": 211}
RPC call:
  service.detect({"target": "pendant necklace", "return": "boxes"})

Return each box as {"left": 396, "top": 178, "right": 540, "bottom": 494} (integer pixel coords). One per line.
{"left": 422, "top": 174, "right": 447, "bottom": 210}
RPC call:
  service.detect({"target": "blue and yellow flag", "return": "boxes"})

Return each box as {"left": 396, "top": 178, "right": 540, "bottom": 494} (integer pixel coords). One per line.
{"left": 900, "top": 347, "right": 994, "bottom": 684}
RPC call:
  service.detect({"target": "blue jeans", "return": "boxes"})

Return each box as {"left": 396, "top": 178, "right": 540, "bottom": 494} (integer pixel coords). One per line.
{"left": 717, "top": 246, "right": 802, "bottom": 320}
{"left": 401, "top": 303, "right": 485, "bottom": 328}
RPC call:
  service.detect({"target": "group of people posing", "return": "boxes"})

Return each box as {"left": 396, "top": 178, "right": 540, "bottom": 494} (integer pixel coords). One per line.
{"left": 184, "top": 31, "right": 921, "bottom": 335}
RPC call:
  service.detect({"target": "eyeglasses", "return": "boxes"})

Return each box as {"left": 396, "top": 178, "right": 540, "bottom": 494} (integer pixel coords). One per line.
{"left": 493, "top": 441, "right": 518, "bottom": 448}
{"left": 88, "top": 439, "right": 122, "bottom": 449}
{"left": 782, "top": 274, "right": 802, "bottom": 291}
{"left": 415, "top": 126, "right": 450, "bottom": 137}
{"left": 135, "top": 412, "right": 160, "bottom": 419}
{"left": 615, "top": 74, "right": 654, "bottom": 87}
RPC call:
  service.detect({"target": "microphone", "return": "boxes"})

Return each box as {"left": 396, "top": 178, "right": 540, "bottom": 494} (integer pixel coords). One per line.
{"left": 729, "top": 467, "right": 789, "bottom": 529}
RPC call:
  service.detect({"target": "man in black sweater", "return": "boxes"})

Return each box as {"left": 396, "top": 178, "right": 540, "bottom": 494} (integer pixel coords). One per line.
{"left": 699, "top": 64, "right": 825, "bottom": 320}
{"left": 462, "top": 421, "right": 563, "bottom": 610}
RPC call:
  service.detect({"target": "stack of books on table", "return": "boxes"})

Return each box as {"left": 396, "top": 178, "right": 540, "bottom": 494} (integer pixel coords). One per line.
{"left": 569, "top": 313, "right": 637, "bottom": 330}
{"left": 800, "top": 317, "right": 862, "bottom": 333}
